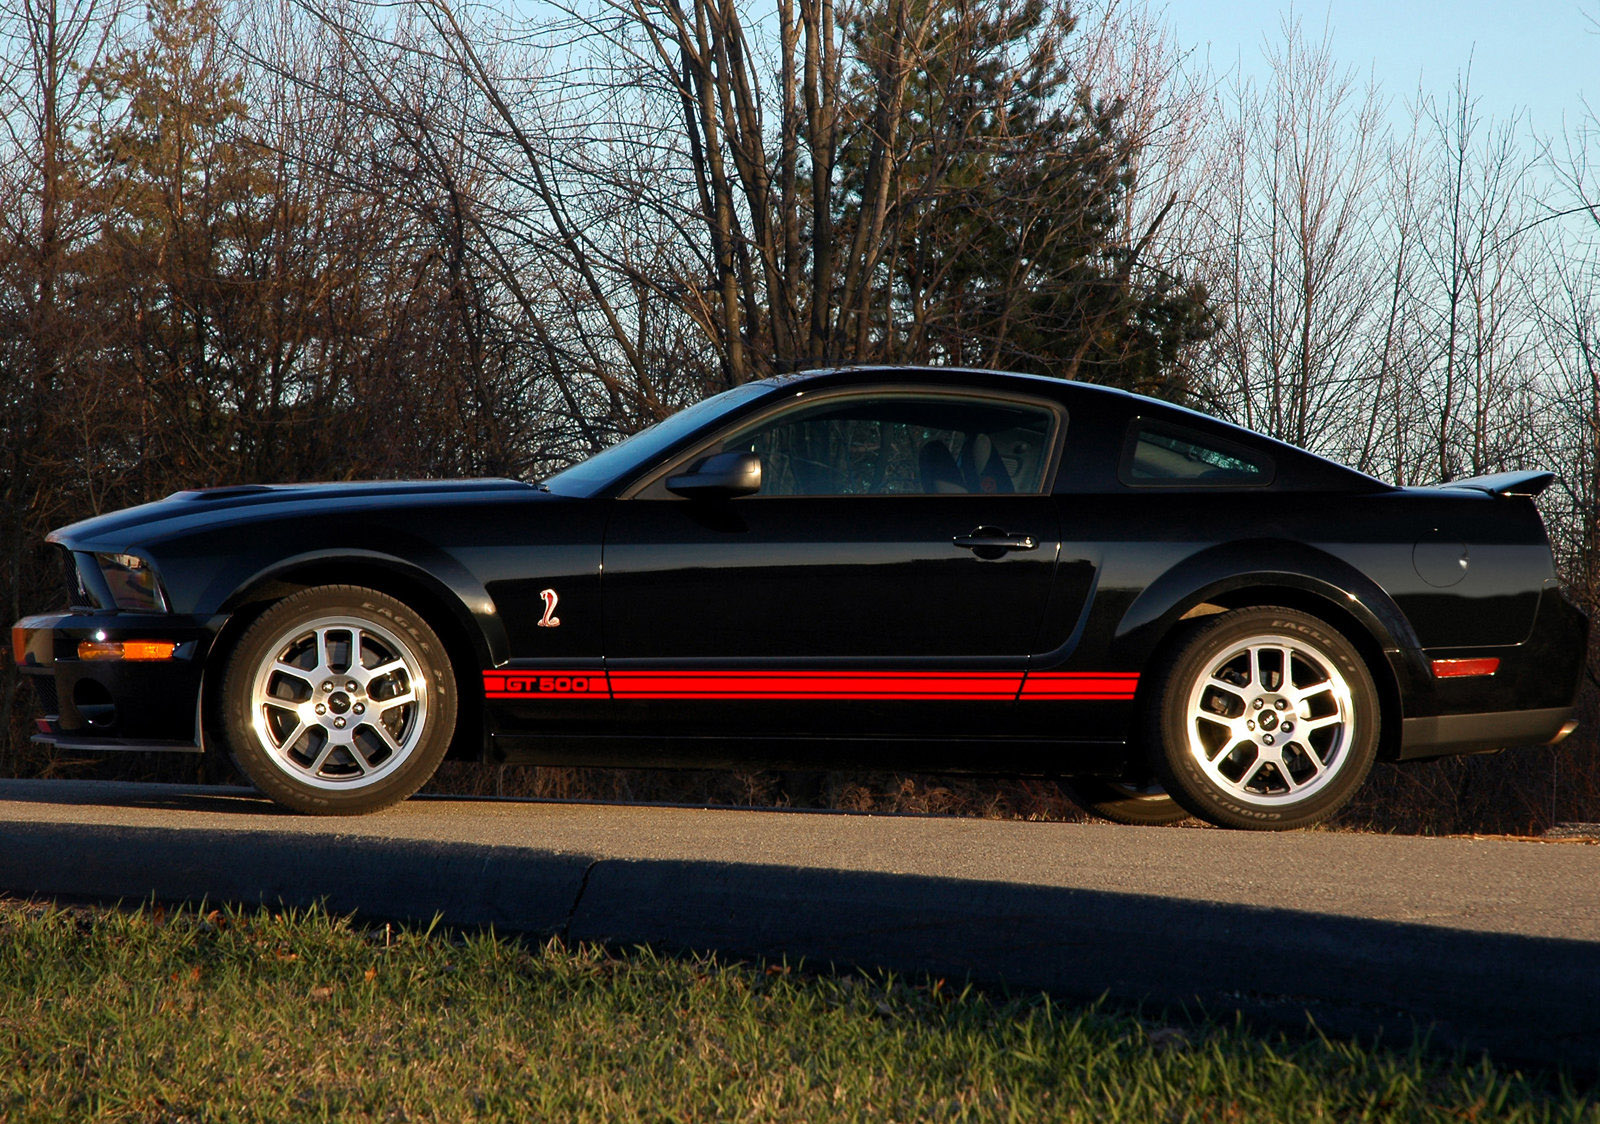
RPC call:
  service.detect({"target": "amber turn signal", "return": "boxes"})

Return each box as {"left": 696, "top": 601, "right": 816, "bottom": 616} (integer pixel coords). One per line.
{"left": 10, "top": 629, "right": 26, "bottom": 665}
{"left": 1430, "top": 657, "right": 1500, "bottom": 678}
{"left": 77, "top": 640, "right": 177, "bottom": 661}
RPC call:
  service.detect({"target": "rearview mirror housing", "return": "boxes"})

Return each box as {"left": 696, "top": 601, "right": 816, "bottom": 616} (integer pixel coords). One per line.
{"left": 666, "top": 451, "right": 762, "bottom": 498}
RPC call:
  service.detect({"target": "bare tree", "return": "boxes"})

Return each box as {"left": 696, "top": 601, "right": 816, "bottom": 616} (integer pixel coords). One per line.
{"left": 0, "top": 0, "right": 126, "bottom": 767}
{"left": 1413, "top": 72, "right": 1540, "bottom": 482}
{"left": 1194, "top": 17, "right": 1387, "bottom": 452}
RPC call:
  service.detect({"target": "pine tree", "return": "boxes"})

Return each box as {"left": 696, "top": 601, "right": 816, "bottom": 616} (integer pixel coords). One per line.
{"left": 86, "top": 0, "right": 266, "bottom": 490}
{"left": 834, "top": 0, "right": 1214, "bottom": 398}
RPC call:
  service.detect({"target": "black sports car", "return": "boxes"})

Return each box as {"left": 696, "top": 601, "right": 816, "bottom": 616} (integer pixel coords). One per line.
{"left": 11, "top": 367, "right": 1588, "bottom": 828}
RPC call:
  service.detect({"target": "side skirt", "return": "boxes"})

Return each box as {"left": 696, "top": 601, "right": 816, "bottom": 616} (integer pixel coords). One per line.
{"left": 486, "top": 732, "right": 1129, "bottom": 776}
{"left": 30, "top": 734, "right": 203, "bottom": 755}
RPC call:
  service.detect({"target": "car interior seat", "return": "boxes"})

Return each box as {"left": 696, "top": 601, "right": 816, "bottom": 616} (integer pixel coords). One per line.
{"left": 960, "top": 433, "right": 1014, "bottom": 494}
{"left": 919, "top": 440, "right": 967, "bottom": 493}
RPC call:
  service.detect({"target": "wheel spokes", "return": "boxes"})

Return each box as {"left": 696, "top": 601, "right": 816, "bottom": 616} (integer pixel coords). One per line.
{"left": 364, "top": 720, "right": 402, "bottom": 756}
{"left": 270, "top": 660, "right": 313, "bottom": 686}
{"left": 1286, "top": 744, "right": 1326, "bottom": 788}
{"left": 308, "top": 739, "right": 338, "bottom": 775}
{"left": 1184, "top": 634, "right": 1354, "bottom": 807}
{"left": 277, "top": 719, "right": 311, "bottom": 755}
{"left": 249, "top": 614, "right": 428, "bottom": 791}
{"left": 343, "top": 739, "right": 373, "bottom": 775}
{"left": 375, "top": 689, "right": 417, "bottom": 713}
{"left": 363, "top": 658, "right": 407, "bottom": 683}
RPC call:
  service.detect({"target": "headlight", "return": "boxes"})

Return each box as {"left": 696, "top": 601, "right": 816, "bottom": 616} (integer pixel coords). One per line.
{"left": 93, "top": 553, "right": 168, "bottom": 613}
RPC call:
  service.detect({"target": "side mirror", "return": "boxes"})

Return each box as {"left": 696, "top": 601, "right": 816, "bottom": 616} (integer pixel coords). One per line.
{"left": 666, "top": 451, "right": 762, "bottom": 498}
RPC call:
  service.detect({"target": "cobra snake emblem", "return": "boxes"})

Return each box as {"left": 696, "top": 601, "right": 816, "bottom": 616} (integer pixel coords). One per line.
{"left": 537, "top": 587, "right": 561, "bottom": 628}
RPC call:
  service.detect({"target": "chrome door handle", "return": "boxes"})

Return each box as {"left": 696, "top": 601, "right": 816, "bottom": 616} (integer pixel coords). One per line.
{"left": 952, "top": 528, "right": 1037, "bottom": 554}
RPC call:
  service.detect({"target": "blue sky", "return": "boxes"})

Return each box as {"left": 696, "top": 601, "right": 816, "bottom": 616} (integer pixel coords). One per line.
{"left": 1169, "top": 0, "right": 1596, "bottom": 135}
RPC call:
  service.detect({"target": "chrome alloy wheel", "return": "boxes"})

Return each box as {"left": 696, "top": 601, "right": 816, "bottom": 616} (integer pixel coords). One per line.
{"left": 1182, "top": 632, "right": 1355, "bottom": 807}
{"left": 248, "top": 615, "right": 428, "bottom": 790}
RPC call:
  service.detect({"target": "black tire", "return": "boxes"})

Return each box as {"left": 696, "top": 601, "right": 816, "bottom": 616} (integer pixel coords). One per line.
{"left": 1056, "top": 778, "right": 1190, "bottom": 826}
{"left": 1145, "top": 606, "right": 1379, "bottom": 831}
{"left": 220, "top": 585, "right": 457, "bottom": 815}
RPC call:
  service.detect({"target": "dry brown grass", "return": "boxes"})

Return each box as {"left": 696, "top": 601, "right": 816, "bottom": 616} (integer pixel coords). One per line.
{"left": 424, "top": 761, "right": 1093, "bottom": 822}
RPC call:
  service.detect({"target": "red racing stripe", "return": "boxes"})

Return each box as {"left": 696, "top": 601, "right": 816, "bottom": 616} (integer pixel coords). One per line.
{"left": 1018, "top": 671, "right": 1140, "bottom": 700}
{"left": 608, "top": 669, "right": 1021, "bottom": 700}
{"left": 484, "top": 668, "right": 1139, "bottom": 701}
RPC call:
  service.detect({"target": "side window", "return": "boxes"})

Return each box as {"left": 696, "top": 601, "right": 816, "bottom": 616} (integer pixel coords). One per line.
{"left": 1121, "top": 421, "right": 1273, "bottom": 487}
{"left": 715, "top": 394, "right": 1059, "bottom": 497}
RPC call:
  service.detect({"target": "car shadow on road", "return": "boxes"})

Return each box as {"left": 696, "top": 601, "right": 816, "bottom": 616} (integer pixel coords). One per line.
{"left": 0, "top": 778, "right": 286, "bottom": 816}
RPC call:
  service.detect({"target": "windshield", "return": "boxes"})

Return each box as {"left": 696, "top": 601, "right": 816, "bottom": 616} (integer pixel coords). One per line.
{"left": 541, "top": 382, "right": 774, "bottom": 497}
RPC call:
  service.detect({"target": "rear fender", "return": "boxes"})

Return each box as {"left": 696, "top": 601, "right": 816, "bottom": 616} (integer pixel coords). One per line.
{"left": 1115, "top": 540, "right": 1417, "bottom": 656}
{"left": 1112, "top": 540, "right": 1431, "bottom": 744}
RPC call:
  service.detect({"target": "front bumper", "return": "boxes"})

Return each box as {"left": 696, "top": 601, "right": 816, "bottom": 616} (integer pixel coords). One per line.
{"left": 12, "top": 612, "right": 224, "bottom": 752}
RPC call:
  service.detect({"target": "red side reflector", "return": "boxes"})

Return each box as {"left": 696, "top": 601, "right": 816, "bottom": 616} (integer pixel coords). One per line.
{"left": 1431, "top": 657, "right": 1500, "bottom": 678}
{"left": 77, "top": 640, "right": 177, "bottom": 661}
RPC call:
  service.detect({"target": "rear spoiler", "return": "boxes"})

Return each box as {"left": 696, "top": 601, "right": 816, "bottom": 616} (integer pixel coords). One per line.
{"left": 1436, "top": 470, "right": 1556, "bottom": 498}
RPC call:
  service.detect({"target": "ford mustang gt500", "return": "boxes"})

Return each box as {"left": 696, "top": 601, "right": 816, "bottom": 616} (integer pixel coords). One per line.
{"left": 11, "top": 367, "right": 1588, "bottom": 828}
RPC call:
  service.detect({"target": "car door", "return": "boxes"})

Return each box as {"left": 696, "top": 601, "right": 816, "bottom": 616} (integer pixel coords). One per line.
{"left": 598, "top": 386, "right": 1073, "bottom": 751}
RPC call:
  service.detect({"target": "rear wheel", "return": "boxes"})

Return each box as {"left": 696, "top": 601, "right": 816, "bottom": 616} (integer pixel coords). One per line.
{"left": 1147, "top": 606, "right": 1379, "bottom": 831}
{"left": 1055, "top": 777, "right": 1190, "bottom": 826}
{"left": 220, "top": 585, "right": 456, "bottom": 815}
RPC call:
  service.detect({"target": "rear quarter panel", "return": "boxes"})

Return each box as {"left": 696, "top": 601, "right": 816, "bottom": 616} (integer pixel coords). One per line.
{"left": 1041, "top": 484, "right": 1560, "bottom": 746}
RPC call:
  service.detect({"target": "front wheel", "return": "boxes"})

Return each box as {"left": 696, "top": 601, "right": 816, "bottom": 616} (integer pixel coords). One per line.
{"left": 220, "top": 585, "right": 457, "bottom": 815}
{"left": 1146, "top": 607, "right": 1379, "bottom": 831}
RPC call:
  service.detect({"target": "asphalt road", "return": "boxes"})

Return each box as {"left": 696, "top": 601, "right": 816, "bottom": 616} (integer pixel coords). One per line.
{"left": 1, "top": 778, "right": 1597, "bottom": 1070}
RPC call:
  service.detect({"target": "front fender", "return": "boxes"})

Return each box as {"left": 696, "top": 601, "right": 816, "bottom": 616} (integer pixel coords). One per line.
{"left": 208, "top": 545, "right": 507, "bottom": 667}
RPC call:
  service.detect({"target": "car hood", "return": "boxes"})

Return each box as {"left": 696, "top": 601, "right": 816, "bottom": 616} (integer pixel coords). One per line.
{"left": 49, "top": 479, "right": 539, "bottom": 551}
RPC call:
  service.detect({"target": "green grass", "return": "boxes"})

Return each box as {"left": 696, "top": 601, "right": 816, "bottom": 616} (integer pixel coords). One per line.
{"left": 0, "top": 899, "right": 1592, "bottom": 1122}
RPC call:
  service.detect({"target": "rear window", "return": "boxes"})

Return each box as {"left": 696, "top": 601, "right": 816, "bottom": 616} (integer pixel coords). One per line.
{"left": 1120, "top": 421, "right": 1273, "bottom": 487}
